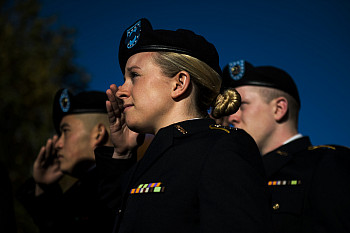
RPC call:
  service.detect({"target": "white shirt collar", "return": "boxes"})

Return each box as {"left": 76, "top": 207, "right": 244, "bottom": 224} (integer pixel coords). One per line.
{"left": 283, "top": 133, "right": 303, "bottom": 145}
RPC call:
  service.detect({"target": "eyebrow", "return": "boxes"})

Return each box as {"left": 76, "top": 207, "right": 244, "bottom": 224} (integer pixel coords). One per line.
{"left": 126, "top": 66, "right": 141, "bottom": 72}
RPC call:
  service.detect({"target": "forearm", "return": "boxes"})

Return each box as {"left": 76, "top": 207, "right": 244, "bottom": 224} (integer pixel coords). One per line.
{"left": 95, "top": 146, "right": 136, "bottom": 209}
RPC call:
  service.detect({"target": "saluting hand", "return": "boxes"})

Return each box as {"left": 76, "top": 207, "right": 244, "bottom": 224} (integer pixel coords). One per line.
{"left": 33, "top": 135, "right": 63, "bottom": 196}
{"left": 106, "top": 84, "right": 144, "bottom": 159}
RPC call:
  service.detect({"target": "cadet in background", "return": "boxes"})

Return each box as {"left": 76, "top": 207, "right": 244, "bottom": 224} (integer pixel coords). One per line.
{"left": 17, "top": 89, "right": 117, "bottom": 233}
{"left": 220, "top": 60, "right": 350, "bottom": 233}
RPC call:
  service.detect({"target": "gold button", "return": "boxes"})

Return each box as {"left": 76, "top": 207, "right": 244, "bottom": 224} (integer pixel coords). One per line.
{"left": 273, "top": 203, "right": 280, "bottom": 210}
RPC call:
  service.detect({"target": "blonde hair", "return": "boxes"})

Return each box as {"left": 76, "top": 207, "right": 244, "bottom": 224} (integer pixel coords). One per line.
{"left": 152, "top": 52, "right": 240, "bottom": 118}
{"left": 211, "top": 88, "right": 241, "bottom": 119}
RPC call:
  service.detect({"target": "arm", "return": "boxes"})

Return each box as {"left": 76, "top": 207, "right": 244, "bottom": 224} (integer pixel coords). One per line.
{"left": 199, "top": 131, "right": 271, "bottom": 233}
{"left": 94, "top": 84, "right": 143, "bottom": 209}
{"left": 306, "top": 147, "right": 350, "bottom": 233}
{"left": 17, "top": 136, "right": 64, "bottom": 231}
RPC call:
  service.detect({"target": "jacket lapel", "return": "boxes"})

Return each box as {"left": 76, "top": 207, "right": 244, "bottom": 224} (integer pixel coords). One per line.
{"left": 128, "top": 125, "right": 175, "bottom": 186}
{"left": 127, "top": 118, "right": 215, "bottom": 186}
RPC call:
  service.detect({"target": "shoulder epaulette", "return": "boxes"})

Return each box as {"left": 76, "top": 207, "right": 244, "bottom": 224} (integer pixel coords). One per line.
{"left": 209, "top": 124, "right": 237, "bottom": 134}
{"left": 308, "top": 145, "right": 336, "bottom": 150}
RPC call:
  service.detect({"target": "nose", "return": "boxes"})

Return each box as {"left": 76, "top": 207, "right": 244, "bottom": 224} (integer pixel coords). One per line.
{"left": 54, "top": 134, "right": 63, "bottom": 151}
{"left": 116, "top": 83, "right": 130, "bottom": 99}
{"left": 227, "top": 109, "right": 241, "bottom": 127}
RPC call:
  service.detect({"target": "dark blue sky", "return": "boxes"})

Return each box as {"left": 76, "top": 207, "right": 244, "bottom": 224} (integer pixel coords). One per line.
{"left": 41, "top": 0, "right": 350, "bottom": 147}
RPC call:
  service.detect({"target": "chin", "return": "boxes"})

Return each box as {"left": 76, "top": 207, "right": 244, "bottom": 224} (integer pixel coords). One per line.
{"left": 126, "top": 121, "right": 152, "bottom": 134}
{"left": 126, "top": 118, "right": 142, "bottom": 133}
{"left": 59, "top": 165, "right": 72, "bottom": 175}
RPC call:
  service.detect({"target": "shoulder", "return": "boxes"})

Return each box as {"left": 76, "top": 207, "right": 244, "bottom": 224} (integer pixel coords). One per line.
{"left": 208, "top": 124, "right": 254, "bottom": 141}
{"left": 308, "top": 144, "right": 349, "bottom": 151}
{"left": 307, "top": 144, "right": 350, "bottom": 158}
{"left": 307, "top": 144, "right": 350, "bottom": 174}
{"left": 207, "top": 124, "right": 264, "bottom": 175}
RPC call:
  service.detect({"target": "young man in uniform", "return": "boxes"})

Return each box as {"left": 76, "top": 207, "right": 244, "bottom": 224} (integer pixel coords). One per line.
{"left": 17, "top": 89, "right": 135, "bottom": 233}
{"left": 220, "top": 60, "right": 350, "bottom": 233}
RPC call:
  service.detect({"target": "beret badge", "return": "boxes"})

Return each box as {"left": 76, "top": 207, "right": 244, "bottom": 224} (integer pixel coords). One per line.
{"left": 229, "top": 60, "right": 245, "bottom": 81}
{"left": 59, "top": 89, "right": 70, "bottom": 113}
{"left": 125, "top": 20, "right": 141, "bottom": 49}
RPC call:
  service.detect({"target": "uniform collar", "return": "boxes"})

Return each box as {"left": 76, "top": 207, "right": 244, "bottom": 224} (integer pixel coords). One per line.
{"left": 165, "top": 118, "right": 216, "bottom": 138}
{"left": 283, "top": 133, "right": 303, "bottom": 145}
{"left": 263, "top": 136, "right": 312, "bottom": 177}
{"left": 129, "top": 118, "right": 215, "bottom": 185}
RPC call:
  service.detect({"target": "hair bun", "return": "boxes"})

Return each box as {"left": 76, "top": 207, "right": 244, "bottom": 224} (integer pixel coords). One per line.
{"left": 211, "top": 88, "right": 241, "bottom": 119}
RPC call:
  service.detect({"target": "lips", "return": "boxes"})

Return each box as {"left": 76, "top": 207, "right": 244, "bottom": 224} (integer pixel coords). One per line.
{"left": 123, "top": 104, "right": 134, "bottom": 112}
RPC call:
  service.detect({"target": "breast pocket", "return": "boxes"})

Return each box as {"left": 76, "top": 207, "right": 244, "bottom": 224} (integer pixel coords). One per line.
{"left": 270, "top": 188, "right": 305, "bottom": 215}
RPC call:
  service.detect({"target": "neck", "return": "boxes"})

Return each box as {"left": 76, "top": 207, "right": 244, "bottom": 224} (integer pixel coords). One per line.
{"left": 69, "top": 160, "right": 95, "bottom": 178}
{"left": 260, "top": 125, "right": 298, "bottom": 155}
{"left": 154, "top": 105, "right": 202, "bottom": 134}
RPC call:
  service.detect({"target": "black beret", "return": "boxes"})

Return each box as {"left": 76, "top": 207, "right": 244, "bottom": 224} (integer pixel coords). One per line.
{"left": 52, "top": 89, "right": 107, "bottom": 133}
{"left": 222, "top": 60, "right": 301, "bottom": 107}
{"left": 118, "top": 18, "right": 222, "bottom": 76}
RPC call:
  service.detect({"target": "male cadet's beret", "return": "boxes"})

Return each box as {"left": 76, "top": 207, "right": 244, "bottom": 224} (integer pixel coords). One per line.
{"left": 222, "top": 60, "right": 301, "bottom": 107}
{"left": 118, "top": 18, "right": 222, "bottom": 76}
{"left": 52, "top": 89, "right": 108, "bottom": 133}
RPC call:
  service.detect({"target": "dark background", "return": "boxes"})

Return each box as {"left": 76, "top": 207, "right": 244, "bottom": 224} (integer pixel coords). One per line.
{"left": 42, "top": 0, "right": 350, "bottom": 147}
{"left": 1, "top": 0, "right": 349, "bottom": 232}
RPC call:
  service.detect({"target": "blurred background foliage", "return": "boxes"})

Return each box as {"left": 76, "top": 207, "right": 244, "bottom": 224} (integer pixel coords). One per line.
{"left": 0, "top": 0, "right": 90, "bottom": 231}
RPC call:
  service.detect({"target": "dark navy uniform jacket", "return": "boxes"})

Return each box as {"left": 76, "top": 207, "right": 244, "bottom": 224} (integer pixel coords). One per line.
{"left": 95, "top": 118, "right": 271, "bottom": 233}
{"left": 17, "top": 167, "right": 114, "bottom": 233}
{"left": 263, "top": 136, "right": 350, "bottom": 233}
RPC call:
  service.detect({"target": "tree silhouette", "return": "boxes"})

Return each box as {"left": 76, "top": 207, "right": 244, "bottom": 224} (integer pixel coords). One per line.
{"left": 0, "top": 0, "right": 90, "bottom": 231}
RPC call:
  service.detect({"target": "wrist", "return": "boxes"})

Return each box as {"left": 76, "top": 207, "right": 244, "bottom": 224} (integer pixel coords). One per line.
{"left": 35, "top": 184, "right": 45, "bottom": 196}
{"left": 112, "top": 148, "right": 137, "bottom": 159}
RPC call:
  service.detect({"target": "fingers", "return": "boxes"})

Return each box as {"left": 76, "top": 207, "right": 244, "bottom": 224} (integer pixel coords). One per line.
{"left": 46, "top": 138, "right": 55, "bottom": 159}
{"left": 106, "top": 90, "right": 118, "bottom": 124}
{"left": 36, "top": 146, "right": 46, "bottom": 165}
{"left": 106, "top": 84, "right": 125, "bottom": 128}
{"left": 35, "top": 137, "right": 58, "bottom": 168}
{"left": 106, "top": 100, "right": 116, "bottom": 124}
{"left": 52, "top": 135, "right": 58, "bottom": 145}
{"left": 110, "top": 84, "right": 124, "bottom": 114}
{"left": 106, "top": 86, "right": 121, "bottom": 115}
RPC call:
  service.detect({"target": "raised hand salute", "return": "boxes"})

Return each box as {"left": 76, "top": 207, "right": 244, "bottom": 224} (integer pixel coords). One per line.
{"left": 33, "top": 135, "right": 63, "bottom": 196}
{"left": 106, "top": 84, "right": 144, "bottom": 159}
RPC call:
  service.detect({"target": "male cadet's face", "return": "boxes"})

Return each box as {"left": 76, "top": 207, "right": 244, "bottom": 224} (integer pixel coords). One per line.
{"left": 117, "top": 52, "right": 174, "bottom": 134}
{"left": 55, "top": 114, "right": 93, "bottom": 174}
{"left": 222, "top": 86, "right": 276, "bottom": 150}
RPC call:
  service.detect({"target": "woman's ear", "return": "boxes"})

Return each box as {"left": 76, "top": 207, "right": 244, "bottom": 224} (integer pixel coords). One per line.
{"left": 171, "top": 71, "right": 191, "bottom": 99}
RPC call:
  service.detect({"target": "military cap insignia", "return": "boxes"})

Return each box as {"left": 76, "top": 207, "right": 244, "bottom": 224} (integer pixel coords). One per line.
{"left": 59, "top": 89, "right": 70, "bottom": 112}
{"left": 130, "top": 182, "right": 165, "bottom": 194}
{"left": 125, "top": 20, "right": 141, "bottom": 49}
{"left": 228, "top": 60, "right": 245, "bottom": 81}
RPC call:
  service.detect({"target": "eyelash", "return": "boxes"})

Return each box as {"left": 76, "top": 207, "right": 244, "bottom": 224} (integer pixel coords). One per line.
{"left": 130, "top": 72, "right": 140, "bottom": 78}
{"left": 61, "top": 128, "right": 69, "bottom": 133}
